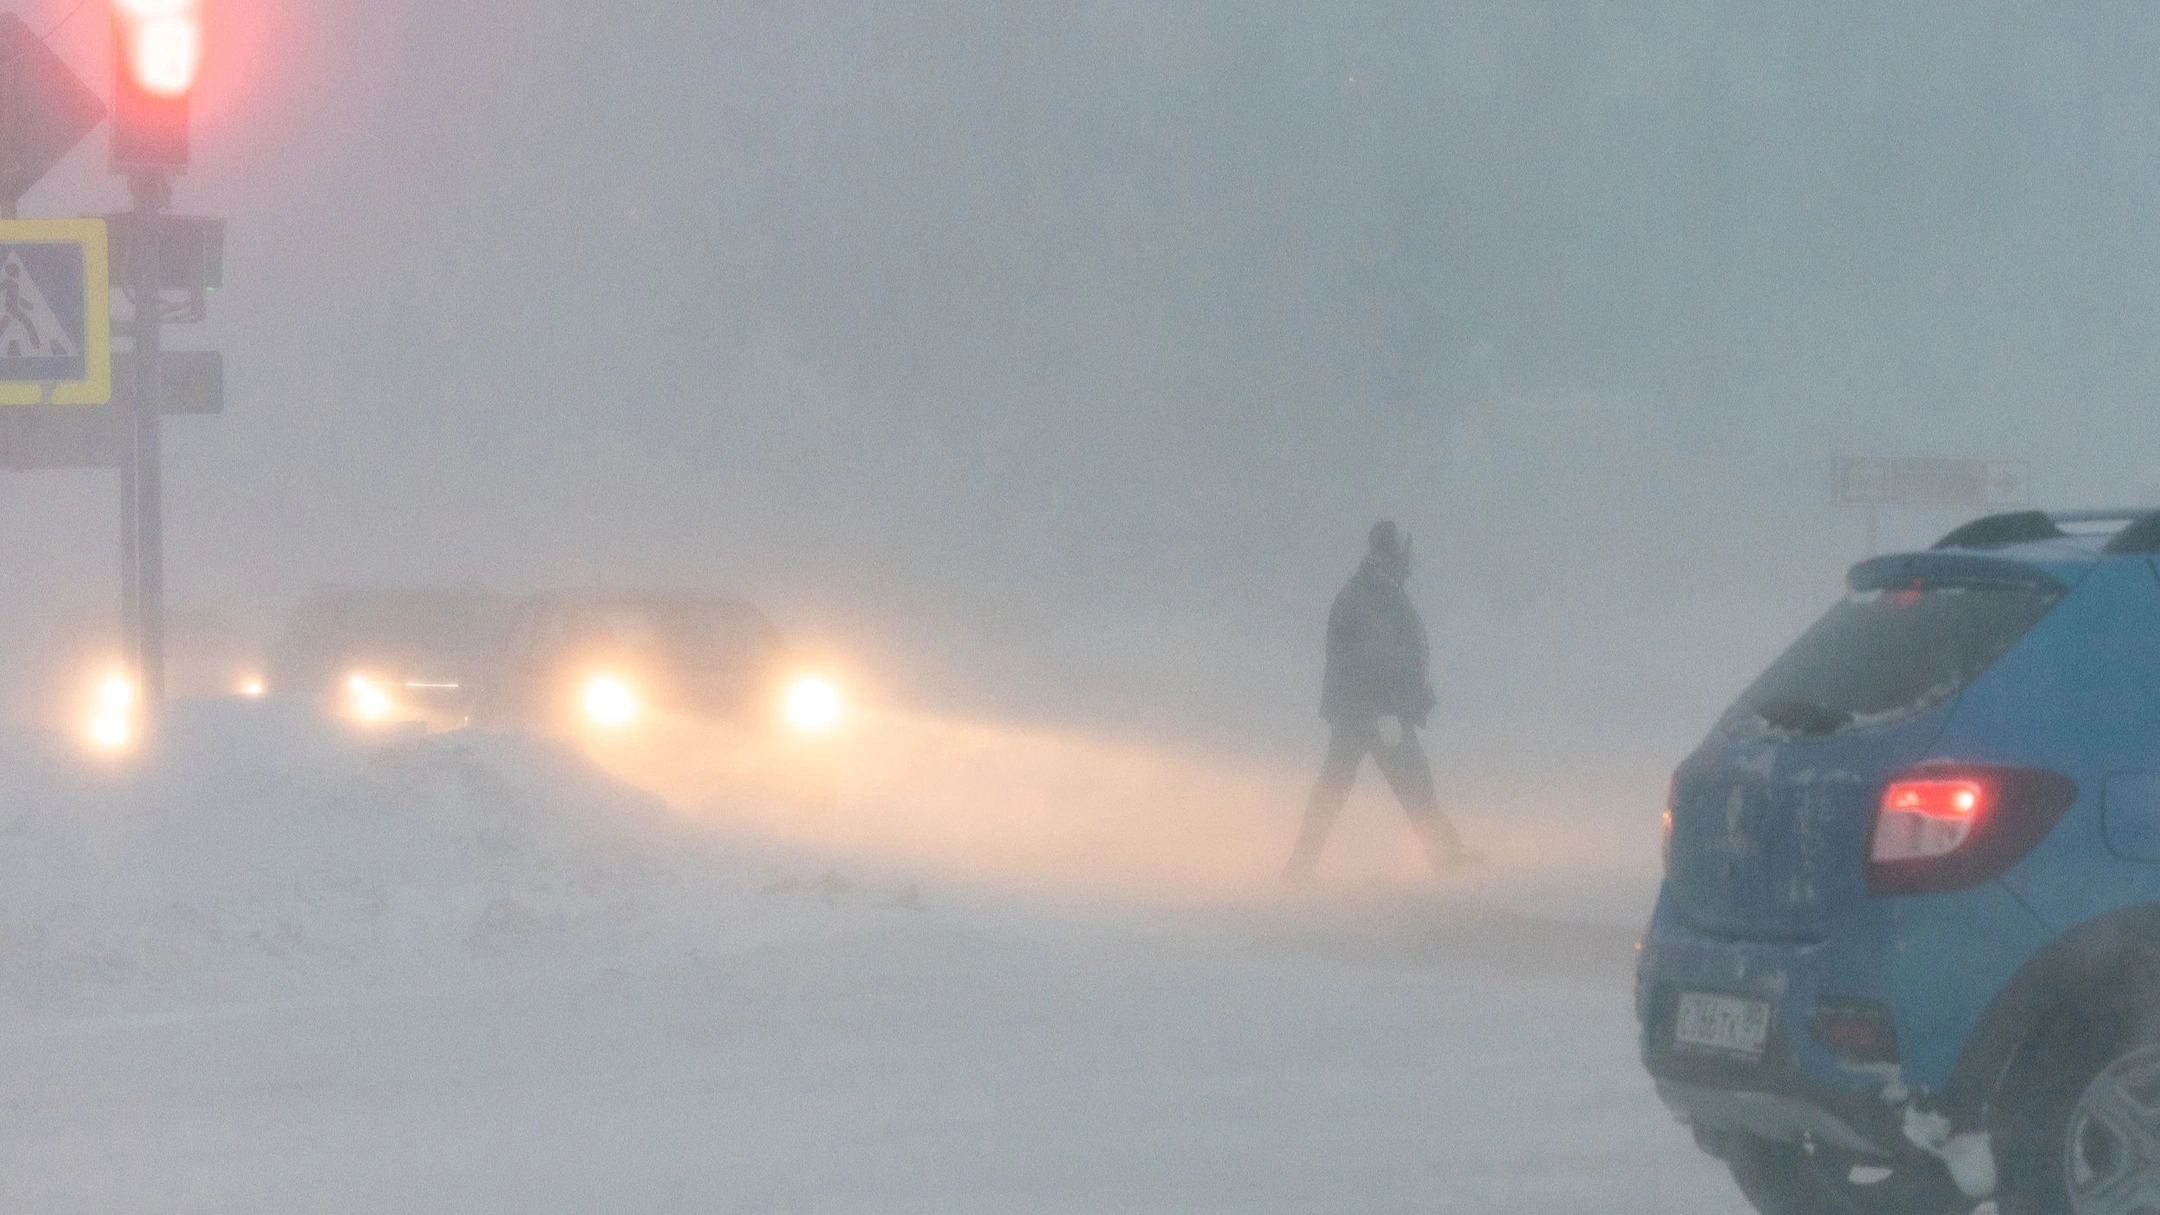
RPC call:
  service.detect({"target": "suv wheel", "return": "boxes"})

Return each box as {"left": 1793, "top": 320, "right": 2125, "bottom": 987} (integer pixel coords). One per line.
{"left": 1725, "top": 1134, "right": 1972, "bottom": 1215}
{"left": 1997, "top": 1007, "right": 2160, "bottom": 1215}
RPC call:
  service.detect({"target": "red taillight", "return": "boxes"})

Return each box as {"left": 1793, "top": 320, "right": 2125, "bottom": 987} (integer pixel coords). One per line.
{"left": 1867, "top": 765, "right": 2078, "bottom": 897}
{"left": 1662, "top": 773, "right": 1677, "bottom": 875}
{"left": 1872, "top": 778, "right": 1989, "bottom": 863}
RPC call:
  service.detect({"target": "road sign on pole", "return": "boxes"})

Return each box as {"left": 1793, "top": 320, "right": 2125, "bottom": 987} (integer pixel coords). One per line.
{"left": 1838, "top": 455, "right": 2032, "bottom": 557}
{"left": 0, "top": 7, "right": 227, "bottom": 724}
{"left": 0, "top": 14, "right": 108, "bottom": 214}
{"left": 0, "top": 400, "right": 126, "bottom": 470}
{"left": 1838, "top": 456, "right": 2031, "bottom": 510}
{"left": 0, "top": 218, "right": 110, "bottom": 404}
{"left": 0, "top": 349, "right": 224, "bottom": 468}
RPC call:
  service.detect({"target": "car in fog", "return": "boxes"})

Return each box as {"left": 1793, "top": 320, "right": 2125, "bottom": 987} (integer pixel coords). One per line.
{"left": 267, "top": 584, "right": 515, "bottom": 730}
{"left": 1638, "top": 508, "right": 2160, "bottom": 1214}
{"left": 474, "top": 590, "right": 840, "bottom": 739}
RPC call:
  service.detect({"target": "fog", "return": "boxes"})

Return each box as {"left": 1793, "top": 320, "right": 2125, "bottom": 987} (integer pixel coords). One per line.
{"left": 7, "top": 2, "right": 2152, "bottom": 765}
{"left": 0, "top": 2, "right": 2153, "bottom": 1210}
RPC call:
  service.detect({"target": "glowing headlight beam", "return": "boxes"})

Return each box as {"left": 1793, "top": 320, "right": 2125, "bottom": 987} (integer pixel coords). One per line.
{"left": 348, "top": 675, "right": 394, "bottom": 722}
{"left": 88, "top": 711, "right": 133, "bottom": 752}
{"left": 99, "top": 675, "right": 136, "bottom": 712}
{"left": 583, "top": 676, "right": 639, "bottom": 727}
{"left": 785, "top": 675, "right": 843, "bottom": 733}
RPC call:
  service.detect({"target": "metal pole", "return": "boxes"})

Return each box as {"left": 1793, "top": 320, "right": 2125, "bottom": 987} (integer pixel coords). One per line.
{"left": 120, "top": 415, "right": 139, "bottom": 668}
{"left": 0, "top": 67, "right": 14, "bottom": 222}
{"left": 129, "top": 169, "right": 166, "bottom": 705}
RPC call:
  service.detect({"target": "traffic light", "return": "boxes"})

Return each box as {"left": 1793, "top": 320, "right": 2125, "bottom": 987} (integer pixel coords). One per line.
{"left": 111, "top": 0, "right": 202, "bottom": 169}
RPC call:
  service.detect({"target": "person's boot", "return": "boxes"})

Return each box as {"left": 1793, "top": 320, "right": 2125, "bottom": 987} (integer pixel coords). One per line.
{"left": 1411, "top": 816, "right": 1482, "bottom": 874}
{"left": 1282, "top": 802, "right": 1339, "bottom": 886}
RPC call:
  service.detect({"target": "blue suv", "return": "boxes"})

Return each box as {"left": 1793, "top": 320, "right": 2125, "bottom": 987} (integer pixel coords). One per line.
{"left": 1640, "top": 509, "right": 2160, "bottom": 1215}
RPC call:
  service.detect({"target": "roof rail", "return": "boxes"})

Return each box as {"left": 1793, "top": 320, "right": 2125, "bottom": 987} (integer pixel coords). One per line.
{"left": 1932, "top": 511, "right": 2064, "bottom": 550}
{"left": 1934, "top": 509, "right": 2158, "bottom": 552}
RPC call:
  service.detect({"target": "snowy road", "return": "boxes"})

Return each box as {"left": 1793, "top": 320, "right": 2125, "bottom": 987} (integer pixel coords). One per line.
{"left": 0, "top": 901, "right": 1738, "bottom": 1213}
{"left": 0, "top": 714, "right": 1744, "bottom": 1212}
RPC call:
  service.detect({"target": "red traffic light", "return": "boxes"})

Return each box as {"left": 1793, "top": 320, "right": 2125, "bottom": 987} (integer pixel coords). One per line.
{"left": 111, "top": 0, "right": 199, "bottom": 169}
{"left": 114, "top": 0, "right": 202, "bottom": 99}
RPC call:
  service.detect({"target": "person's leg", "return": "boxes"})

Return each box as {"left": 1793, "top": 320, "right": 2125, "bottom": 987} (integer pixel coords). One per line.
{"left": 1285, "top": 721, "right": 1370, "bottom": 882}
{"left": 1375, "top": 725, "right": 1472, "bottom": 871}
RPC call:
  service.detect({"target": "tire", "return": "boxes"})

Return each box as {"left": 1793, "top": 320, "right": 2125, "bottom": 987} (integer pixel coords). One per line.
{"left": 1995, "top": 1001, "right": 2160, "bottom": 1215}
{"left": 1725, "top": 1133, "right": 1973, "bottom": 1215}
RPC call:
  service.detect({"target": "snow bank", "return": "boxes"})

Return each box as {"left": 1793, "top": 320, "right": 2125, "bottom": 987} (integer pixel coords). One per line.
{"left": 0, "top": 699, "right": 900, "bottom": 1017}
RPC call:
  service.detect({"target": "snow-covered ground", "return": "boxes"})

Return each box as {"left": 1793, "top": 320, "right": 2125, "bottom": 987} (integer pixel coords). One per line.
{"left": 0, "top": 704, "right": 1743, "bottom": 1213}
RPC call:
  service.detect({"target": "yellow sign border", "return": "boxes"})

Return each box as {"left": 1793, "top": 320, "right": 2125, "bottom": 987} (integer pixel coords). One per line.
{"left": 0, "top": 218, "right": 110, "bottom": 406}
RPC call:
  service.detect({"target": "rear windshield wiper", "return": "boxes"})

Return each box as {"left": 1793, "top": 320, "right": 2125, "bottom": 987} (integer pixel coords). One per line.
{"left": 1754, "top": 698, "right": 1854, "bottom": 737}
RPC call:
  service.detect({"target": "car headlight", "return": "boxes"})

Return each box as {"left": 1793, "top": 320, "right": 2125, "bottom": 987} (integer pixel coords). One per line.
{"left": 784, "top": 675, "right": 843, "bottom": 733}
{"left": 583, "top": 675, "right": 639, "bottom": 727}
{"left": 85, "top": 672, "right": 137, "bottom": 753}
{"left": 87, "top": 710, "right": 132, "bottom": 751}
{"left": 348, "top": 674, "right": 394, "bottom": 721}
{"left": 99, "top": 675, "right": 135, "bottom": 713}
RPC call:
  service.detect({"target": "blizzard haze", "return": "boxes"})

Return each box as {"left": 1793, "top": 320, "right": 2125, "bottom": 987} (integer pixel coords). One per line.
{"left": 5, "top": 2, "right": 2152, "bottom": 764}
{"left": 0, "top": 2, "right": 2145, "bottom": 1211}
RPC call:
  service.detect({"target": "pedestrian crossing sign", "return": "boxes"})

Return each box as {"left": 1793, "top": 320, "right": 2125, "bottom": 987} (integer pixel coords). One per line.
{"left": 0, "top": 219, "right": 110, "bottom": 406}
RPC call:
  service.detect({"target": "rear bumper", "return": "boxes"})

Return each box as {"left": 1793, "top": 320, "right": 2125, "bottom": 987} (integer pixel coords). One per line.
{"left": 1652, "top": 1080, "right": 1881, "bottom": 1154}
{"left": 1639, "top": 879, "right": 2055, "bottom": 1151}
{"left": 1638, "top": 941, "right": 1910, "bottom": 1156}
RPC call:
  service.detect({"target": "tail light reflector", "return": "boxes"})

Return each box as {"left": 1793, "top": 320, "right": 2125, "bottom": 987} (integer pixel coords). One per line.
{"left": 1808, "top": 997, "right": 1901, "bottom": 1065}
{"left": 1868, "top": 765, "right": 2077, "bottom": 896}
{"left": 1872, "top": 778, "right": 1987, "bottom": 863}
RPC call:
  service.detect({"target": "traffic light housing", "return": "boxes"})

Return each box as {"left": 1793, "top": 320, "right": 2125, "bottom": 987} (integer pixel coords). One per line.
{"left": 111, "top": 0, "right": 202, "bottom": 169}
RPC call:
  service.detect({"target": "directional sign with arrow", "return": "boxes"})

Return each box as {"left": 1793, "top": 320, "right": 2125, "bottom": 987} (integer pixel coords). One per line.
{"left": 0, "top": 351, "right": 223, "bottom": 470}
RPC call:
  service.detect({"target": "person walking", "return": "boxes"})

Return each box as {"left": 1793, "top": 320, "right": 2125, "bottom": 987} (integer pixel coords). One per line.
{"left": 1285, "top": 521, "right": 1476, "bottom": 882}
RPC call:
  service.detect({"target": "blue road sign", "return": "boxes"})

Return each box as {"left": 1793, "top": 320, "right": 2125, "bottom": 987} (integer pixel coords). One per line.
{"left": 0, "top": 219, "right": 110, "bottom": 405}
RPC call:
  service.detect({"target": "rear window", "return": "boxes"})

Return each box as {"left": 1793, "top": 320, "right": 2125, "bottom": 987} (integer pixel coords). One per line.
{"left": 1721, "top": 582, "right": 2064, "bottom": 739}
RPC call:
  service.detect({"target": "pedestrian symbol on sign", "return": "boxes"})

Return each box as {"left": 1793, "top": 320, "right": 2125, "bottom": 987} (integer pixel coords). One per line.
{"left": 0, "top": 219, "right": 110, "bottom": 406}
{"left": 0, "top": 251, "right": 77, "bottom": 360}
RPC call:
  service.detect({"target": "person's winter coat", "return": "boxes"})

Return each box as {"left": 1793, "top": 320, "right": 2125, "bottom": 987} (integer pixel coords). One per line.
{"left": 1320, "top": 559, "right": 1436, "bottom": 726}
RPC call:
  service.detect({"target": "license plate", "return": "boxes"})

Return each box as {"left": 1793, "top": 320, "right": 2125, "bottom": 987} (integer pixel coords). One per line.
{"left": 1675, "top": 992, "right": 1772, "bottom": 1060}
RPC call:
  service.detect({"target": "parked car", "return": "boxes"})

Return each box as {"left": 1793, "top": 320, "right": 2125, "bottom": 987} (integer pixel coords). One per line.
{"left": 1639, "top": 508, "right": 2160, "bottom": 1214}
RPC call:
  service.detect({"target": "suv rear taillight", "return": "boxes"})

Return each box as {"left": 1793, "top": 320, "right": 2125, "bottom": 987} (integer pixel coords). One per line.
{"left": 1867, "top": 764, "right": 2078, "bottom": 896}
{"left": 1661, "top": 772, "right": 1676, "bottom": 876}
{"left": 1872, "top": 778, "right": 1986, "bottom": 863}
